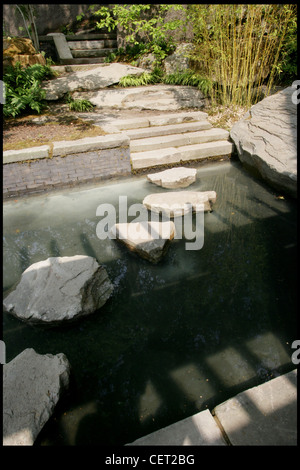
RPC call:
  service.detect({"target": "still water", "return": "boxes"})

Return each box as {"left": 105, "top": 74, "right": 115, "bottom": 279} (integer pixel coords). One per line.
{"left": 3, "top": 161, "right": 297, "bottom": 445}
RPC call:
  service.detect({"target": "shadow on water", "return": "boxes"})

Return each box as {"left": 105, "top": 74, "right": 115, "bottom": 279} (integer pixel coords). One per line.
{"left": 3, "top": 161, "right": 297, "bottom": 446}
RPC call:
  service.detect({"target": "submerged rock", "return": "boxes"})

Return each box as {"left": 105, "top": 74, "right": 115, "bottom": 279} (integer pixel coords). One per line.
{"left": 3, "top": 348, "right": 70, "bottom": 446}
{"left": 147, "top": 167, "right": 197, "bottom": 189}
{"left": 230, "top": 86, "right": 297, "bottom": 198}
{"left": 143, "top": 191, "right": 217, "bottom": 217}
{"left": 3, "top": 255, "right": 113, "bottom": 326}
{"left": 111, "top": 221, "right": 175, "bottom": 263}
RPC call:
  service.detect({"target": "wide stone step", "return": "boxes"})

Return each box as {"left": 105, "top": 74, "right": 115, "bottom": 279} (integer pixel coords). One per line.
{"left": 127, "top": 121, "right": 212, "bottom": 141}
{"left": 72, "top": 48, "right": 117, "bottom": 58}
{"left": 68, "top": 39, "right": 117, "bottom": 50}
{"left": 131, "top": 140, "right": 234, "bottom": 170}
{"left": 68, "top": 40, "right": 105, "bottom": 50}
{"left": 114, "top": 111, "right": 209, "bottom": 130}
{"left": 60, "top": 57, "right": 107, "bottom": 65}
{"left": 130, "top": 128, "right": 229, "bottom": 152}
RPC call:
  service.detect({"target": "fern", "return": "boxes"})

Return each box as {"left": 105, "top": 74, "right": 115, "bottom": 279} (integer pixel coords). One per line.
{"left": 3, "top": 62, "right": 55, "bottom": 118}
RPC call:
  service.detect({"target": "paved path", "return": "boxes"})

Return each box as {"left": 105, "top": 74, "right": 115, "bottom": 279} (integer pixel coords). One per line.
{"left": 127, "top": 369, "right": 297, "bottom": 446}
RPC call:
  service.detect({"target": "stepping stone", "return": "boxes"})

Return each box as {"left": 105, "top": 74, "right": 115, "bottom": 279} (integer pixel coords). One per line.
{"left": 3, "top": 348, "right": 70, "bottom": 446}
{"left": 147, "top": 167, "right": 197, "bottom": 189}
{"left": 143, "top": 191, "right": 217, "bottom": 217}
{"left": 3, "top": 255, "right": 114, "bottom": 326}
{"left": 111, "top": 221, "right": 175, "bottom": 263}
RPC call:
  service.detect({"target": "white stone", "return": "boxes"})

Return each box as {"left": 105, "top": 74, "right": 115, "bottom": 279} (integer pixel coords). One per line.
{"left": 143, "top": 191, "right": 217, "bottom": 217}
{"left": 3, "top": 348, "right": 70, "bottom": 446}
{"left": 3, "top": 255, "right": 114, "bottom": 325}
{"left": 147, "top": 167, "right": 197, "bottom": 189}
{"left": 111, "top": 221, "right": 175, "bottom": 263}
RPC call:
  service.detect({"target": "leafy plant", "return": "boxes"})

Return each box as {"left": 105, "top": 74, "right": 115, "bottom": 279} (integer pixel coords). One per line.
{"left": 89, "top": 4, "right": 184, "bottom": 63}
{"left": 119, "top": 66, "right": 164, "bottom": 87}
{"left": 65, "top": 93, "right": 94, "bottom": 112}
{"left": 163, "top": 70, "right": 213, "bottom": 95}
{"left": 3, "top": 62, "right": 55, "bottom": 118}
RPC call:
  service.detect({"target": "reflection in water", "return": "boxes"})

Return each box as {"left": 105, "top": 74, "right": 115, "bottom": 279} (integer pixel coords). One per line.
{"left": 3, "top": 161, "right": 297, "bottom": 445}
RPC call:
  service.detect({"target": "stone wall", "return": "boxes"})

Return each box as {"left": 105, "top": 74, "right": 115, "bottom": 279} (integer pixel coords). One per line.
{"left": 3, "top": 4, "right": 100, "bottom": 37}
{"left": 3, "top": 147, "right": 131, "bottom": 199}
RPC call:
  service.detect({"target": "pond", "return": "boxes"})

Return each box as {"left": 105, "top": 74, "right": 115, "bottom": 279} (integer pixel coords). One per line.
{"left": 3, "top": 160, "right": 297, "bottom": 446}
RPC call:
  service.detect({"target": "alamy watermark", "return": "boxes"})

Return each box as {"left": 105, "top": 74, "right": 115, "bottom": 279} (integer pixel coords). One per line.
{"left": 291, "top": 80, "right": 300, "bottom": 105}
{"left": 1, "top": 80, "right": 6, "bottom": 104}
{"left": 96, "top": 196, "right": 204, "bottom": 250}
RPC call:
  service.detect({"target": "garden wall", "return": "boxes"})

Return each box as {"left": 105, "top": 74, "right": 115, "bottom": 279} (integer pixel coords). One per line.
{"left": 3, "top": 137, "right": 131, "bottom": 199}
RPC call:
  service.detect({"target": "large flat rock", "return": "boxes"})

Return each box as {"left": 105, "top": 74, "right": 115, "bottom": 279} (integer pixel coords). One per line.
{"left": 73, "top": 85, "right": 206, "bottom": 111}
{"left": 3, "top": 255, "right": 114, "bottom": 326}
{"left": 111, "top": 221, "right": 175, "bottom": 263}
{"left": 213, "top": 369, "right": 297, "bottom": 446}
{"left": 42, "top": 63, "right": 146, "bottom": 100}
{"left": 143, "top": 191, "right": 217, "bottom": 217}
{"left": 230, "top": 86, "right": 297, "bottom": 197}
{"left": 3, "top": 348, "right": 70, "bottom": 446}
{"left": 147, "top": 167, "right": 197, "bottom": 189}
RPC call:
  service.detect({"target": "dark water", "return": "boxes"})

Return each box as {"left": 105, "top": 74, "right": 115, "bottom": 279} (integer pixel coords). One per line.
{"left": 3, "top": 161, "right": 297, "bottom": 446}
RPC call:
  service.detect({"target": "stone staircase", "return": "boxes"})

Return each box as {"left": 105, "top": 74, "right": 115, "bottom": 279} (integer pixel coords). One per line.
{"left": 108, "top": 111, "right": 234, "bottom": 171}
{"left": 43, "top": 31, "right": 117, "bottom": 65}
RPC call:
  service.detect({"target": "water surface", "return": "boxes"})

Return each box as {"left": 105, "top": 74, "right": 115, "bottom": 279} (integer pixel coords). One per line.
{"left": 3, "top": 161, "right": 297, "bottom": 445}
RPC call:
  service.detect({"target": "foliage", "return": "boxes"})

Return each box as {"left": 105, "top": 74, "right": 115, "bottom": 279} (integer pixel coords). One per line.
{"left": 118, "top": 67, "right": 212, "bottom": 97}
{"left": 118, "top": 66, "right": 164, "bottom": 87}
{"left": 89, "top": 4, "right": 184, "bottom": 63}
{"left": 65, "top": 93, "right": 95, "bottom": 112}
{"left": 186, "top": 4, "right": 297, "bottom": 107}
{"left": 163, "top": 70, "right": 213, "bottom": 95}
{"left": 3, "top": 62, "right": 55, "bottom": 118}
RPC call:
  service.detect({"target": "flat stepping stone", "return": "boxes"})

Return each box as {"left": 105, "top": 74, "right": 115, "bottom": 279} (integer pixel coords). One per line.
{"left": 213, "top": 369, "right": 297, "bottom": 446}
{"left": 111, "top": 221, "right": 175, "bottom": 263}
{"left": 3, "top": 348, "right": 70, "bottom": 446}
{"left": 3, "top": 255, "right": 114, "bottom": 326}
{"left": 143, "top": 191, "right": 217, "bottom": 217}
{"left": 147, "top": 167, "right": 197, "bottom": 189}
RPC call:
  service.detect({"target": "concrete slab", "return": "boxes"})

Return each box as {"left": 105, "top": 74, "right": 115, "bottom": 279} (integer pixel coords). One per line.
{"left": 130, "top": 128, "right": 229, "bottom": 152}
{"left": 126, "top": 409, "right": 227, "bottom": 446}
{"left": 213, "top": 369, "right": 297, "bottom": 446}
{"left": 3, "top": 146, "right": 50, "bottom": 164}
{"left": 131, "top": 141, "right": 233, "bottom": 170}
{"left": 127, "top": 121, "right": 212, "bottom": 141}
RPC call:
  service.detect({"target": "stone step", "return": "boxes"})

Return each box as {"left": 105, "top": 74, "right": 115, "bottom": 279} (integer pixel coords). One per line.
{"left": 114, "top": 111, "right": 209, "bottom": 130}
{"left": 130, "top": 128, "right": 229, "bottom": 152}
{"left": 60, "top": 57, "right": 107, "bottom": 65}
{"left": 72, "top": 48, "right": 117, "bottom": 58}
{"left": 68, "top": 40, "right": 105, "bottom": 50}
{"left": 126, "top": 121, "right": 213, "bottom": 141}
{"left": 68, "top": 39, "right": 117, "bottom": 50}
{"left": 131, "top": 140, "right": 234, "bottom": 170}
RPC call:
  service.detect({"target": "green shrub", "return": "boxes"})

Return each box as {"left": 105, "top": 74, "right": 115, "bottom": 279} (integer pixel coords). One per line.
{"left": 3, "top": 62, "right": 55, "bottom": 118}
{"left": 65, "top": 93, "right": 95, "bottom": 112}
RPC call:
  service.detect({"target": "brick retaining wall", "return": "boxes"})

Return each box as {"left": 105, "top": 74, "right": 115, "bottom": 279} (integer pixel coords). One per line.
{"left": 3, "top": 146, "right": 131, "bottom": 199}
